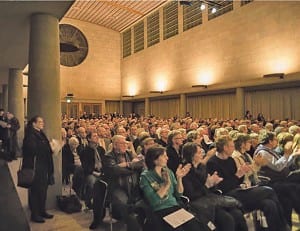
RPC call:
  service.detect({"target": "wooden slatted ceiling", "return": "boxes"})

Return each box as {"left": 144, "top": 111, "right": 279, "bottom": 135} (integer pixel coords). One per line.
{"left": 65, "top": 0, "right": 167, "bottom": 32}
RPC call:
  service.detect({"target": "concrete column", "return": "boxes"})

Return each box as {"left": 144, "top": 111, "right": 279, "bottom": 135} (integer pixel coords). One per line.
{"left": 159, "top": 7, "right": 164, "bottom": 41}
{"left": 145, "top": 97, "right": 150, "bottom": 117}
{"left": 233, "top": 0, "right": 241, "bottom": 10}
{"left": 236, "top": 87, "right": 245, "bottom": 119}
{"left": 131, "top": 27, "right": 134, "bottom": 54}
{"left": 144, "top": 17, "right": 148, "bottom": 48}
{"left": 8, "top": 68, "right": 25, "bottom": 154}
{"left": 119, "top": 100, "right": 124, "bottom": 115}
{"left": 178, "top": 4, "right": 183, "bottom": 34}
{"left": 28, "top": 14, "right": 61, "bottom": 208}
{"left": 2, "top": 85, "right": 8, "bottom": 112}
{"left": 0, "top": 93, "right": 3, "bottom": 108}
{"left": 202, "top": 2, "right": 208, "bottom": 24}
{"left": 180, "top": 94, "right": 187, "bottom": 118}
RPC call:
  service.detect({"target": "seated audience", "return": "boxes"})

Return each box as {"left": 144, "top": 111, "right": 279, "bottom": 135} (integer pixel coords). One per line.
{"left": 166, "top": 130, "right": 184, "bottom": 174}
{"left": 80, "top": 132, "right": 107, "bottom": 230}
{"left": 104, "top": 135, "right": 144, "bottom": 231}
{"left": 62, "top": 137, "right": 84, "bottom": 193}
{"left": 156, "top": 127, "right": 169, "bottom": 147}
{"left": 254, "top": 131, "right": 300, "bottom": 226}
{"left": 232, "top": 133, "right": 267, "bottom": 187}
{"left": 275, "top": 132, "right": 293, "bottom": 156}
{"left": 140, "top": 146, "right": 209, "bottom": 231}
{"left": 76, "top": 126, "right": 88, "bottom": 156}
{"left": 207, "top": 135, "right": 289, "bottom": 231}
{"left": 182, "top": 142, "right": 248, "bottom": 231}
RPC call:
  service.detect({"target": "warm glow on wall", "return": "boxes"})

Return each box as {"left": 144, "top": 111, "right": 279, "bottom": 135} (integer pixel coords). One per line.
{"left": 264, "top": 47, "right": 297, "bottom": 74}
{"left": 197, "top": 69, "right": 215, "bottom": 85}
{"left": 156, "top": 78, "right": 167, "bottom": 92}
{"left": 267, "top": 56, "right": 293, "bottom": 73}
{"left": 128, "top": 82, "right": 138, "bottom": 96}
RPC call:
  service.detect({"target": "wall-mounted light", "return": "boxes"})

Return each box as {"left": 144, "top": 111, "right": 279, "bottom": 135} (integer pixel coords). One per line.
{"left": 65, "top": 93, "right": 74, "bottom": 103}
{"left": 211, "top": 7, "right": 217, "bottom": 14}
{"left": 263, "top": 73, "right": 284, "bottom": 79}
{"left": 192, "top": 84, "right": 208, "bottom": 88}
{"left": 122, "top": 95, "right": 135, "bottom": 98}
{"left": 184, "top": 1, "right": 221, "bottom": 13}
{"left": 149, "top": 90, "right": 165, "bottom": 94}
{"left": 200, "top": 3, "right": 206, "bottom": 10}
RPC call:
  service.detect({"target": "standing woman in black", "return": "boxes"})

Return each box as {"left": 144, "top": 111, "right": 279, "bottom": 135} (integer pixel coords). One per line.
{"left": 22, "top": 116, "right": 55, "bottom": 223}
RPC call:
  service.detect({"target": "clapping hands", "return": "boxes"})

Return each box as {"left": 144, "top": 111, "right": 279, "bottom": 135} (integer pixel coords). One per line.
{"left": 161, "top": 167, "right": 171, "bottom": 186}
{"left": 236, "top": 164, "right": 251, "bottom": 178}
{"left": 206, "top": 171, "right": 223, "bottom": 188}
{"left": 176, "top": 163, "right": 191, "bottom": 179}
{"left": 253, "top": 154, "right": 268, "bottom": 166}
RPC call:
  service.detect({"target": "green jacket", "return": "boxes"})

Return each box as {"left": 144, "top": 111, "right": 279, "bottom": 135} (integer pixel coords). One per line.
{"left": 140, "top": 168, "right": 181, "bottom": 212}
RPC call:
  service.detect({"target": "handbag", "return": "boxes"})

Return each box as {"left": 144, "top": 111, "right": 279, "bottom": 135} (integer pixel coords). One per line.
{"left": 56, "top": 195, "right": 82, "bottom": 213}
{"left": 213, "top": 195, "right": 242, "bottom": 209}
{"left": 17, "top": 160, "right": 35, "bottom": 188}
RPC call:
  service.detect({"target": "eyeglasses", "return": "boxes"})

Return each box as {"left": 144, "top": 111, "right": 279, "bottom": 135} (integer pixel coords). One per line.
{"left": 174, "top": 137, "right": 183, "bottom": 140}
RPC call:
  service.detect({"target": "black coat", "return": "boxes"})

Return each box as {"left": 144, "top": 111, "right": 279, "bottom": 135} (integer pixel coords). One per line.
{"left": 8, "top": 117, "right": 20, "bottom": 135}
{"left": 0, "top": 115, "right": 8, "bottom": 141}
{"left": 62, "top": 144, "right": 76, "bottom": 178}
{"left": 183, "top": 165, "right": 210, "bottom": 201}
{"left": 80, "top": 145, "right": 106, "bottom": 176}
{"left": 22, "top": 127, "right": 54, "bottom": 185}
{"left": 166, "top": 145, "right": 182, "bottom": 174}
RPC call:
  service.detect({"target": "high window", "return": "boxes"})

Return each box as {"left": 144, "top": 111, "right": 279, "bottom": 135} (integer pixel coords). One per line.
{"left": 163, "top": 1, "right": 178, "bottom": 40}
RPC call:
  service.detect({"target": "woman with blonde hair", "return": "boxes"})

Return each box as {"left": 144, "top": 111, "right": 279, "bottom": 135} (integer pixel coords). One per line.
{"left": 291, "top": 133, "right": 300, "bottom": 170}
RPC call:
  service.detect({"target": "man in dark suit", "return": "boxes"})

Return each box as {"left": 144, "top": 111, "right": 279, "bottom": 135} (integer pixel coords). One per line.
{"left": 76, "top": 126, "right": 88, "bottom": 157}
{"left": 80, "top": 131, "right": 107, "bottom": 230}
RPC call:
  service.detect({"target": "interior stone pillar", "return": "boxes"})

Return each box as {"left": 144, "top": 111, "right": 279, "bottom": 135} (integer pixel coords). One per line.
{"left": 145, "top": 97, "right": 150, "bottom": 117}
{"left": 178, "top": 3, "right": 183, "bottom": 34}
{"left": 180, "top": 93, "right": 187, "bottom": 118}
{"left": 2, "top": 85, "right": 8, "bottom": 112}
{"left": 28, "top": 13, "right": 61, "bottom": 208}
{"left": 236, "top": 87, "right": 245, "bottom": 119}
{"left": 202, "top": 2, "right": 209, "bottom": 24}
{"left": 8, "top": 68, "right": 24, "bottom": 155}
{"left": 119, "top": 100, "right": 124, "bottom": 115}
{"left": 233, "top": 0, "right": 241, "bottom": 10}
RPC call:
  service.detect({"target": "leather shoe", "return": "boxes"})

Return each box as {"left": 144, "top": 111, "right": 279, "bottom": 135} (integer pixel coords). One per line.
{"left": 41, "top": 212, "right": 54, "bottom": 219}
{"left": 31, "top": 215, "right": 45, "bottom": 223}
{"left": 85, "top": 201, "right": 93, "bottom": 210}
{"left": 89, "top": 221, "right": 101, "bottom": 230}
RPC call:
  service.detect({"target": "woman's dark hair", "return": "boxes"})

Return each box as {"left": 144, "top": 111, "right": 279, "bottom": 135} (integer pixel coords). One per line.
{"left": 233, "top": 133, "right": 250, "bottom": 152}
{"left": 25, "top": 115, "right": 41, "bottom": 134}
{"left": 28, "top": 115, "right": 41, "bottom": 126}
{"left": 182, "top": 142, "right": 200, "bottom": 164}
{"left": 145, "top": 146, "right": 166, "bottom": 170}
{"left": 186, "top": 131, "right": 198, "bottom": 142}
